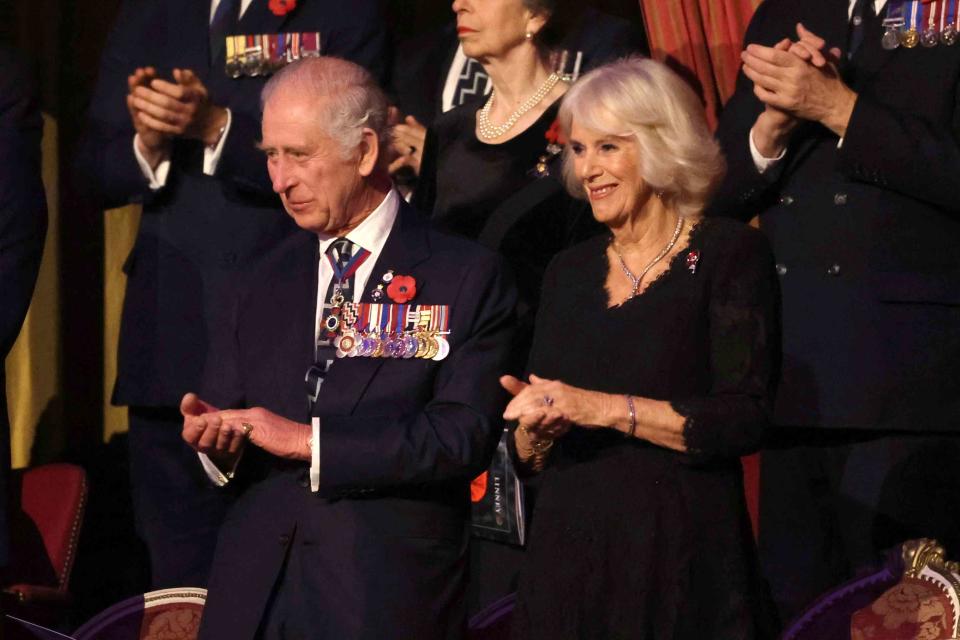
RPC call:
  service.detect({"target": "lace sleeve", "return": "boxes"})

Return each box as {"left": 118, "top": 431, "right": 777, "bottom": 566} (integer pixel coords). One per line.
{"left": 671, "top": 226, "right": 781, "bottom": 464}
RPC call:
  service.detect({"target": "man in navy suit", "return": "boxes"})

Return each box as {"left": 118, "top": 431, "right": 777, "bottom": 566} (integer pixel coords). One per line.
{"left": 712, "top": 0, "right": 960, "bottom": 622}
{"left": 78, "top": 0, "right": 388, "bottom": 588}
{"left": 0, "top": 46, "right": 47, "bottom": 571}
{"left": 181, "top": 56, "right": 516, "bottom": 639}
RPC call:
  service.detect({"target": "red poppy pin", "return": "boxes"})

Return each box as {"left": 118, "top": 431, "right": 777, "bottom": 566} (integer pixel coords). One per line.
{"left": 544, "top": 119, "right": 566, "bottom": 146}
{"left": 268, "top": 0, "right": 298, "bottom": 17}
{"left": 686, "top": 250, "right": 700, "bottom": 274}
{"left": 387, "top": 274, "right": 417, "bottom": 303}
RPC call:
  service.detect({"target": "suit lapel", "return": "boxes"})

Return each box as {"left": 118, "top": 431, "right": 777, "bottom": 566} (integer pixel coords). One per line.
{"left": 292, "top": 232, "right": 320, "bottom": 373}
{"left": 264, "top": 232, "right": 318, "bottom": 419}
{"left": 313, "top": 204, "right": 432, "bottom": 416}
{"left": 169, "top": 0, "right": 211, "bottom": 77}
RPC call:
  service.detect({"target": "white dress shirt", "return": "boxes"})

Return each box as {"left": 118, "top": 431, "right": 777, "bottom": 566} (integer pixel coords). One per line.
{"left": 133, "top": 0, "right": 255, "bottom": 188}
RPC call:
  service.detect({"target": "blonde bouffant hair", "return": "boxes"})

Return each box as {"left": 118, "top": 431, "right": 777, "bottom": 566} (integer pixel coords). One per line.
{"left": 559, "top": 57, "right": 725, "bottom": 218}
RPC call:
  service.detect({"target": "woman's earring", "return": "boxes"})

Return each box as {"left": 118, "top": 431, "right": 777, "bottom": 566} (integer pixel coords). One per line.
{"left": 525, "top": 31, "right": 533, "bottom": 40}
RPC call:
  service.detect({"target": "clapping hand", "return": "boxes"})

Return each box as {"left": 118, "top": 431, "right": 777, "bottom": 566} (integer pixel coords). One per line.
{"left": 180, "top": 393, "right": 247, "bottom": 470}
{"left": 501, "top": 374, "right": 572, "bottom": 441}
{"left": 389, "top": 112, "right": 427, "bottom": 176}
{"left": 127, "top": 67, "right": 229, "bottom": 168}
{"left": 181, "top": 394, "right": 311, "bottom": 466}
{"left": 741, "top": 23, "right": 856, "bottom": 138}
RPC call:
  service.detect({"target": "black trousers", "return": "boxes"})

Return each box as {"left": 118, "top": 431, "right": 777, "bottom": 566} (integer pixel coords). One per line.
{"left": 128, "top": 405, "right": 234, "bottom": 588}
{"left": 759, "top": 427, "right": 960, "bottom": 626}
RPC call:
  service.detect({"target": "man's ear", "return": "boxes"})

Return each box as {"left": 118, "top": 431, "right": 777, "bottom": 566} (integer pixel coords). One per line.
{"left": 357, "top": 128, "right": 379, "bottom": 177}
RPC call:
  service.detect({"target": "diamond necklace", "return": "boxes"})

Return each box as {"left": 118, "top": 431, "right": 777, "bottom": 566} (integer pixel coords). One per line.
{"left": 612, "top": 216, "right": 684, "bottom": 298}
{"left": 476, "top": 72, "right": 561, "bottom": 140}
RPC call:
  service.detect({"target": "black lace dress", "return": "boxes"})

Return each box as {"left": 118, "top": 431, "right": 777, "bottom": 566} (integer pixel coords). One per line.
{"left": 511, "top": 218, "right": 781, "bottom": 640}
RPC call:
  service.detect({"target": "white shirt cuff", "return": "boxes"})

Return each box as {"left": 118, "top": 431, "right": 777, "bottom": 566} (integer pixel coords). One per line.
{"left": 749, "top": 126, "right": 787, "bottom": 175}
{"left": 198, "top": 451, "right": 240, "bottom": 486}
{"left": 203, "top": 108, "right": 232, "bottom": 176}
{"left": 310, "top": 417, "right": 320, "bottom": 492}
{"left": 133, "top": 135, "right": 171, "bottom": 189}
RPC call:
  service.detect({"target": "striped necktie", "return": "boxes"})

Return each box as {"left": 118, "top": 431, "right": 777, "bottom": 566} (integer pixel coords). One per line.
{"left": 305, "top": 238, "right": 370, "bottom": 408}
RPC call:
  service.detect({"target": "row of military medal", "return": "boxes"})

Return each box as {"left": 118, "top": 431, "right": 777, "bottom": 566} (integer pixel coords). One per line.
{"left": 335, "top": 329, "right": 451, "bottom": 361}
{"left": 882, "top": 0, "right": 960, "bottom": 49}
{"left": 224, "top": 32, "right": 321, "bottom": 78}
{"left": 325, "top": 301, "right": 452, "bottom": 361}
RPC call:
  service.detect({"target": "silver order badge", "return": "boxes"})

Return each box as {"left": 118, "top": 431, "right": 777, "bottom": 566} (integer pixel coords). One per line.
{"left": 942, "top": 24, "right": 959, "bottom": 45}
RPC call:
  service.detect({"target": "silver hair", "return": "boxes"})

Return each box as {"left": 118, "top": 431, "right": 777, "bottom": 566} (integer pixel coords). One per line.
{"left": 261, "top": 57, "right": 390, "bottom": 160}
{"left": 558, "top": 56, "right": 725, "bottom": 218}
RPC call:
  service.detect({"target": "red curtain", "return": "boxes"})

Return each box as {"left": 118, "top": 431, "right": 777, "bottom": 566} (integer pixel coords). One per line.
{"left": 639, "top": 0, "right": 761, "bottom": 129}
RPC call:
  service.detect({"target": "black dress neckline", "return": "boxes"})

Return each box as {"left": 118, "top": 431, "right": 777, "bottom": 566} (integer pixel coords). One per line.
{"left": 601, "top": 218, "right": 707, "bottom": 310}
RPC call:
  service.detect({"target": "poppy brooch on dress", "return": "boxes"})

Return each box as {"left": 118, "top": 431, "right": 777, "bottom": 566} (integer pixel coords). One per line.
{"left": 533, "top": 119, "right": 566, "bottom": 177}
{"left": 686, "top": 250, "right": 700, "bottom": 274}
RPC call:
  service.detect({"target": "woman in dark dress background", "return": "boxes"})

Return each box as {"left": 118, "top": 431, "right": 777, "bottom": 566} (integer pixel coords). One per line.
{"left": 412, "top": 0, "right": 603, "bottom": 614}
{"left": 503, "top": 57, "right": 781, "bottom": 639}
{"left": 414, "top": 0, "right": 601, "bottom": 367}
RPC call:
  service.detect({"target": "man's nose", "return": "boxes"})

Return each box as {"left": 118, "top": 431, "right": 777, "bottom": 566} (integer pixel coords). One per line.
{"left": 270, "top": 159, "right": 294, "bottom": 194}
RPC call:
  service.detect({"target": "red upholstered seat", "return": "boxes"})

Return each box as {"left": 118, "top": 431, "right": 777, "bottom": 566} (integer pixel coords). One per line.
{"left": 850, "top": 539, "right": 960, "bottom": 640}
{"left": 851, "top": 577, "right": 957, "bottom": 640}
{"left": 73, "top": 587, "right": 207, "bottom": 640}
{"left": 1, "top": 463, "right": 88, "bottom": 607}
{"left": 782, "top": 539, "right": 960, "bottom": 640}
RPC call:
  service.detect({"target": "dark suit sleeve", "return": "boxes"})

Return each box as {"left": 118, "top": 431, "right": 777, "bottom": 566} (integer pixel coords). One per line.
{"left": 838, "top": 89, "right": 960, "bottom": 215}
{"left": 318, "top": 252, "right": 517, "bottom": 491}
{"left": 0, "top": 48, "right": 47, "bottom": 357}
{"left": 707, "top": 2, "right": 784, "bottom": 222}
{"left": 75, "top": 0, "right": 159, "bottom": 208}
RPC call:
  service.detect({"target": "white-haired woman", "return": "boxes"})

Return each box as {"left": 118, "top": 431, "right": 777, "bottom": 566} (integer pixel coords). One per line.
{"left": 502, "top": 57, "right": 780, "bottom": 639}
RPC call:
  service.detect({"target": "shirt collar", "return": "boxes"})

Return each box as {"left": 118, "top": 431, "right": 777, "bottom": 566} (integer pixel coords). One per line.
{"left": 317, "top": 187, "right": 400, "bottom": 259}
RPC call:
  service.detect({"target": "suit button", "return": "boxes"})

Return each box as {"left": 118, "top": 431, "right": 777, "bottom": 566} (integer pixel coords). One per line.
{"left": 827, "top": 263, "right": 841, "bottom": 276}
{"left": 299, "top": 477, "right": 310, "bottom": 488}
{"left": 833, "top": 193, "right": 848, "bottom": 205}
{"left": 775, "top": 263, "right": 788, "bottom": 276}
{"left": 779, "top": 195, "right": 794, "bottom": 206}
{"left": 279, "top": 534, "right": 290, "bottom": 546}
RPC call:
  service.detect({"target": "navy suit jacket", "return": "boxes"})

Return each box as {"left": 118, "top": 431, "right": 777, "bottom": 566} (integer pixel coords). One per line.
{"left": 77, "top": 0, "right": 389, "bottom": 407}
{"left": 198, "top": 203, "right": 517, "bottom": 639}
{"left": 0, "top": 46, "right": 47, "bottom": 568}
{"left": 711, "top": 0, "right": 960, "bottom": 431}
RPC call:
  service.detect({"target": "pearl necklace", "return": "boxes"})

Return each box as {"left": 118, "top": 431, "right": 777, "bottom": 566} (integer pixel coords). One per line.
{"left": 476, "top": 72, "right": 561, "bottom": 140}
{"left": 612, "top": 216, "right": 684, "bottom": 298}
